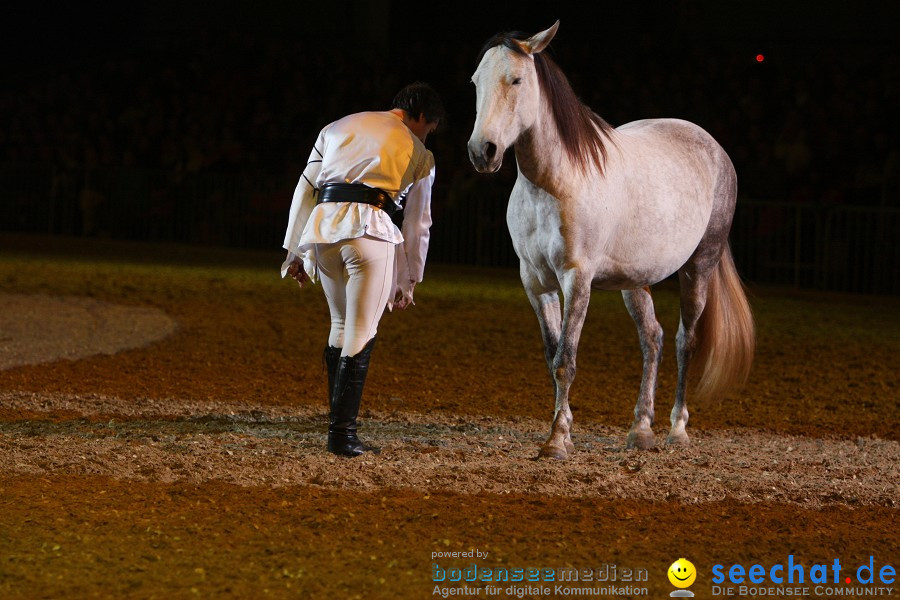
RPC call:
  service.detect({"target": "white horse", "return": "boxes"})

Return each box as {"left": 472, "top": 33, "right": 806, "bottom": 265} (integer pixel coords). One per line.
{"left": 467, "top": 22, "right": 755, "bottom": 459}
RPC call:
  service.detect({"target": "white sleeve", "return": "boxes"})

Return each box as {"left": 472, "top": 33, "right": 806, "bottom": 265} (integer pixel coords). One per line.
{"left": 400, "top": 157, "right": 435, "bottom": 282}
{"left": 282, "top": 129, "right": 326, "bottom": 255}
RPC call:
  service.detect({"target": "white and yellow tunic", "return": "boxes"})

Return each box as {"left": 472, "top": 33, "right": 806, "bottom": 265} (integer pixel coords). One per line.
{"left": 281, "top": 110, "right": 435, "bottom": 298}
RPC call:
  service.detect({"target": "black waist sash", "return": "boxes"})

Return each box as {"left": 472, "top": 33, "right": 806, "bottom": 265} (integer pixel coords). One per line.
{"left": 318, "top": 183, "right": 397, "bottom": 218}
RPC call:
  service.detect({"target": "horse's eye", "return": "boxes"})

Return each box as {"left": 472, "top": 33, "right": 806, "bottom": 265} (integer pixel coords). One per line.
{"left": 511, "top": 78, "right": 522, "bottom": 85}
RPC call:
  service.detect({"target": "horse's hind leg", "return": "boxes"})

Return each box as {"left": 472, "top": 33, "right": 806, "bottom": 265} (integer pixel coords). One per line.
{"left": 622, "top": 287, "right": 664, "bottom": 450}
{"left": 670, "top": 265, "right": 713, "bottom": 446}
{"left": 670, "top": 152, "right": 744, "bottom": 445}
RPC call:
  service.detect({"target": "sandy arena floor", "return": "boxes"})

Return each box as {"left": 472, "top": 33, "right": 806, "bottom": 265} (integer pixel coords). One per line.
{"left": 0, "top": 235, "right": 897, "bottom": 599}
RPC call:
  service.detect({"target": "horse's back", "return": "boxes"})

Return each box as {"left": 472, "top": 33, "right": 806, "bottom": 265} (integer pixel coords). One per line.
{"left": 615, "top": 118, "right": 718, "bottom": 143}
{"left": 613, "top": 118, "right": 733, "bottom": 179}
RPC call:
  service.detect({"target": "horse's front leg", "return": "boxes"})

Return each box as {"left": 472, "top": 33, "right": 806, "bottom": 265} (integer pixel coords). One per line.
{"left": 522, "top": 268, "right": 563, "bottom": 399}
{"left": 538, "top": 269, "right": 591, "bottom": 460}
{"left": 622, "top": 288, "right": 664, "bottom": 449}
{"left": 525, "top": 288, "right": 562, "bottom": 390}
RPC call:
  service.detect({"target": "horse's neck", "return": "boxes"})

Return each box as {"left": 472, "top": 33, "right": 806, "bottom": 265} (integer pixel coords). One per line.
{"left": 514, "top": 112, "right": 571, "bottom": 196}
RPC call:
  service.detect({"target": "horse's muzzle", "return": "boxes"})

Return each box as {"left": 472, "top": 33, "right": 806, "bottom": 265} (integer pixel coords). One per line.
{"left": 467, "top": 139, "right": 502, "bottom": 173}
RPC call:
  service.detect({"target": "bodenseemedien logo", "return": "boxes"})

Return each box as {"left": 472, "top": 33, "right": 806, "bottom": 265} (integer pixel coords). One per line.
{"left": 668, "top": 558, "right": 697, "bottom": 597}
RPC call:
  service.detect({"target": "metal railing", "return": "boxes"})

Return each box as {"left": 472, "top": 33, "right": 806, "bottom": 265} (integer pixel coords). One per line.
{"left": 1, "top": 164, "right": 897, "bottom": 295}
{"left": 731, "top": 200, "right": 899, "bottom": 295}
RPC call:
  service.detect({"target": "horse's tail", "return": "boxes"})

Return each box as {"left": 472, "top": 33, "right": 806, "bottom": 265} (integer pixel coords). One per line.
{"left": 692, "top": 244, "right": 755, "bottom": 403}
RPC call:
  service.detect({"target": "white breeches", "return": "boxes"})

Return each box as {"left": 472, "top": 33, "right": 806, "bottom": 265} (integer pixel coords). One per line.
{"left": 317, "top": 236, "right": 395, "bottom": 357}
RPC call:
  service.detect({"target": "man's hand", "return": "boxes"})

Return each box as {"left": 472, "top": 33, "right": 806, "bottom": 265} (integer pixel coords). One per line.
{"left": 286, "top": 259, "right": 310, "bottom": 288}
{"left": 393, "top": 280, "right": 417, "bottom": 310}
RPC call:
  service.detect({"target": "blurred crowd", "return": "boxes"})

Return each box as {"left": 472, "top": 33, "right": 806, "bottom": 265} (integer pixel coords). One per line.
{"left": 2, "top": 27, "right": 898, "bottom": 211}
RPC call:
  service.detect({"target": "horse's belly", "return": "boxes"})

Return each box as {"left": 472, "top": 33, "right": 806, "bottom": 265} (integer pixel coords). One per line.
{"left": 591, "top": 210, "right": 709, "bottom": 288}
{"left": 590, "top": 260, "right": 680, "bottom": 290}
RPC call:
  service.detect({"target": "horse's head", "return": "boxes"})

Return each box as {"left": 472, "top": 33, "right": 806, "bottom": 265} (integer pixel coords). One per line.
{"left": 467, "top": 21, "right": 559, "bottom": 173}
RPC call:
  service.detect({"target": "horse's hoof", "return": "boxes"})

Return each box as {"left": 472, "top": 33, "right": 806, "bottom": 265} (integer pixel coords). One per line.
{"left": 665, "top": 431, "right": 690, "bottom": 446}
{"left": 626, "top": 428, "right": 656, "bottom": 450}
{"left": 564, "top": 439, "right": 575, "bottom": 454}
{"left": 538, "top": 445, "right": 568, "bottom": 460}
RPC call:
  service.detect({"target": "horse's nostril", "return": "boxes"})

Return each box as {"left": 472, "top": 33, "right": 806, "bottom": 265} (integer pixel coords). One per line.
{"left": 484, "top": 142, "right": 497, "bottom": 160}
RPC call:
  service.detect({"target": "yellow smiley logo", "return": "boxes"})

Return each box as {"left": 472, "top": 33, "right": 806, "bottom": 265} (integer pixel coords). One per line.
{"left": 668, "top": 558, "right": 697, "bottom": 588}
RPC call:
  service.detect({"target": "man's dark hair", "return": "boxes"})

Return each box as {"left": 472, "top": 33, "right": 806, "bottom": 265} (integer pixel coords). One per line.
{"left": 391, "top": 82, "right": 446, "bottom": 126}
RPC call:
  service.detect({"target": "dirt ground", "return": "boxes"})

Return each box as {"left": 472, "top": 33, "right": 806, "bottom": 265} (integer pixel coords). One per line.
{"left": 0, "top": 234, "right": 897, "bottom": 599}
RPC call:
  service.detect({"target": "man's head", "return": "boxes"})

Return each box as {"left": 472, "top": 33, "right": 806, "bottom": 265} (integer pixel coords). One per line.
{"left": 392, "top": 82, "right": 445, "bottom": 142}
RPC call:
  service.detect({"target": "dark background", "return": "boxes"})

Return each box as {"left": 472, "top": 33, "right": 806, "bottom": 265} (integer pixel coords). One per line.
{"left": 2, "top": 0, "right": 898, "bottom": 291}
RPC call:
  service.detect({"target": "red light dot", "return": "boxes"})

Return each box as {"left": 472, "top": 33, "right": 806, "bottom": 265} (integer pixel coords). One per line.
{"left": 846, "top": 577, "right": 851, "bottom": 584}
{"left": 756, "top": 54, "right": 765, "bottom": 63}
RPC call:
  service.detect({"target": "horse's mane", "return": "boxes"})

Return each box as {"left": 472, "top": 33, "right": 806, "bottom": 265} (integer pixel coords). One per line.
{"left": 479, "top": 32, "right": 615, "bottom": 174}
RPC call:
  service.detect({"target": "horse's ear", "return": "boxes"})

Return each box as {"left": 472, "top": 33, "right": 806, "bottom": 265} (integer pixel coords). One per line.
{"left": 522, "top": 20, "right": 559, "bottom": 55}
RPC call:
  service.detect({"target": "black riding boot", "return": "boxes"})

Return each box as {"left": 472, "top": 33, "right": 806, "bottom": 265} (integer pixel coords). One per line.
{"left": 323, "top": 344, "right": 341, "bottom": 400}
{"left": 327, "top": 337, "right": 379, "bottom": 457}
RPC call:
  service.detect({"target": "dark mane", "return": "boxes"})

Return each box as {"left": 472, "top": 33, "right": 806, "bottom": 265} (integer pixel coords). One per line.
{"left": 479, "top": 32, "right": 614, "bottom": 174}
